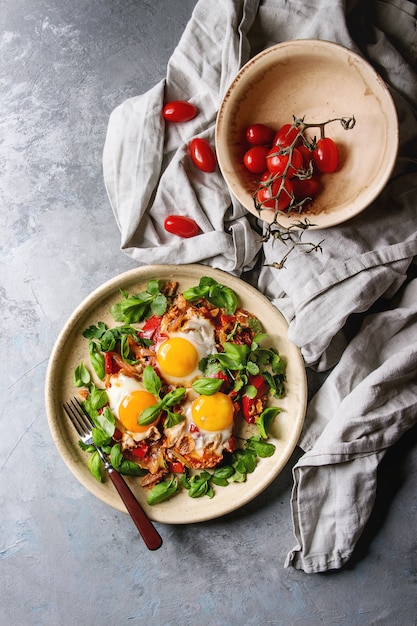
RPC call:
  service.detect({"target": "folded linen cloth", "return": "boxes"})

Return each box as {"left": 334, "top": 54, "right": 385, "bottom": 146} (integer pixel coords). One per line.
{"left": 103, "top": 0, "right": 417, "bottom": 572}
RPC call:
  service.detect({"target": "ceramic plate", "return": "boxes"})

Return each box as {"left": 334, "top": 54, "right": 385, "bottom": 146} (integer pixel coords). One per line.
{"left": 45, "top": 264, "right": 306, "bottom": 523}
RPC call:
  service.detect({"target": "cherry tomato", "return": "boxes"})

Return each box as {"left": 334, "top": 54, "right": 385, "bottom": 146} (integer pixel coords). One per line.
{"left": 273, "top": 123, "right": 300, "bottom": 148}
{"left": 298, "top": 144, "right": 314, "bottom": 168}
{"left": 266, "top": 146, "right": 303, "bottom": 177}
{"left": 292, "top": 176, "right": 320, "bottom": 201}
{"left": 189, "top": 137, "right": 217, "bottom": 172}
{"left": 313, "top": 137, "right": 339, "bottom": 173}
{"left": 255, "top": 176, "right": 293, "bottom": 211}
{"left": 163, "top": 100, "right": 198, "bottom": 123}
{"left": 243, "top": 145, "right": 268, "bottom": 173}
{"left": 245, "top": 123, "right": 274, "bottom": 145}
{"left": 164, "top": 215, "right": 200, "bottom": 238}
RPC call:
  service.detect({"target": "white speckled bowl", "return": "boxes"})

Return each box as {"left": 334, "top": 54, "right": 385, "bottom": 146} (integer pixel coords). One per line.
{"left": 216, "top": 39, "right": 399, "bottom": 229}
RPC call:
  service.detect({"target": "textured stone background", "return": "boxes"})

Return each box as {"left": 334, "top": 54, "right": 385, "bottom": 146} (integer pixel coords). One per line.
{"left": 1, "top": 1, "right": 416, "bottom": 624}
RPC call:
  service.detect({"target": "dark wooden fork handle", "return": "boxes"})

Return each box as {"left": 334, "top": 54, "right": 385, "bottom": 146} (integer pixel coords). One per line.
{"left": 108, "top": 468, "right": 163, "bottom": 550}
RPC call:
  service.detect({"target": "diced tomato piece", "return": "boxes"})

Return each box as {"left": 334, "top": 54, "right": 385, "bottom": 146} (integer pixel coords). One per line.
{"left": 131, "top": 443, "right": 150, "bottom": 458}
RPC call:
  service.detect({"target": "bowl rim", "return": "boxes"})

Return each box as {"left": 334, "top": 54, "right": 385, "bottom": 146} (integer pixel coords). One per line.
{"left": 215, "top": 38, "right": 399, "bottom": 230}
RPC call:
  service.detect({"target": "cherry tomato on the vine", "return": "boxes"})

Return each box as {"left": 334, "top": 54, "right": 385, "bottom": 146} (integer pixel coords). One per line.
{"left": 243, "top": 145, "right": 269, "bottom": 173}
{"left": 245, "top": 123, "right": 274, "bottom": 146}
{"left": 189, "top": 138, "right": 217, "bottom": 172}
{"left": 164, "top": 215, "right": 200, "bottom": 238}
{"left": 255, "top": 176, "right": 293, "bottom": 211}
{"left": 266, "top": 146, "right": 303, "bottom": 177}
{"left": 313, "top": 137, "right": 339, "bottom": 173}
{"left": 273, "top": 123, "right": 300, "bottom": 148}
{"left": 163, "top": 100, "right": 198, "bottom": 123}
{"left": 292, "top": 176, "right": 320, "bottom": 202}
{"left": 298, "top": 143, "right": 314, "bottom": 168}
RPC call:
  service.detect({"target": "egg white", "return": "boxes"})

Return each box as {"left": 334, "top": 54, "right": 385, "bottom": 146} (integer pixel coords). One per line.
{"left": 181, "top": 389, "right": 234, "bottom": 457}
{"left": 156, "top": 314, "right": 217, "bottom": 386}
{"left": 106, "top": 372, "right": 156, "bottom": 441}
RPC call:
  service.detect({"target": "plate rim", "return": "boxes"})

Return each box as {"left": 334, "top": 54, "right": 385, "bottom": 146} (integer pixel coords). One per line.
{"left": 45, "top": 263, "right": 307, "bottom": 523}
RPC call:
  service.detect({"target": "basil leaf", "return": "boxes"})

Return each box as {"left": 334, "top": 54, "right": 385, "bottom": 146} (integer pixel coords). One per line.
{"left": 88, "top": 341, "right": 105, "bottom": 380}
{"left": 146, "top": 279, "right": 163, "bottom": 296}
{"left": 164, "top": 410, "right": 185, "bottom": 428}
{"left": 255, "top": 406, "right": 281, "bottom": 439}
{"left": 87, "top": 451, "right": 102, "bottom": 482}
{"left": 117, "top": 459, "right": 146, "bottom": 476}
{"left": 161, "top": 387, "right": 186, "bottom": 408}
{"left": 138, "top": 404, "right": 161, "bottom": 426}
{"left": 183, "top": 277, "right": 238, "bottom": 315}
{"left": 192, "top": 377, "right": 223, "bottom": 396}
{"left": 74, "top": 362, "right": 91, "bottom": 387}
{"left": 92, "top": 427, "right": 111, "bottom": 448}
{"left": 110, "top": 443, "right": 123, "bottom": 468}
{"left": 246, "top": 436, "right": 276, "bottom": 458}
{"left": 95, "top": 406, "right": 116, "bottom": 437}
{"left": 85, "top": 386, "right": 109, "bottom": 412}
{"left": 143, "top": 366, "right": 162, "bottom": 396}
{"left": 188, "top": 472, "right": 212, "bottom": 498}
{"left": 147, "top": 476, "right": 179, "bottom": 505}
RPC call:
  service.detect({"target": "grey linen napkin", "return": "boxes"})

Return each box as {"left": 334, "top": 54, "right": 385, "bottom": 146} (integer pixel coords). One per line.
{"left": 103, "top": 0, "right": 417, "bottom": 572}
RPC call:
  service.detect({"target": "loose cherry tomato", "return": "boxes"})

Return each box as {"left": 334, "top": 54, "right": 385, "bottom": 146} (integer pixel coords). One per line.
{"left": 292, "top": 176, "right": 320, "bottom": 201}
{"left": 164, "top": 215, "right": 200, "bottom": 238}
{"left": 273, "top": 123, "right": 300, "bottom": 148}
{"left": 245, "top": 123, "right": 274, "bottom": 145}
{"left": 266, "top": 146, "right": 303, "bottom": 177}
{"left": 163, "top": 100, "right": 198, "bottom": 122}
{"left": 189, "top": 137, "right": 217, "bottom": 172}
{"left": 243, "top": 145, "right": 269, "bottom": 173}
{"left": 255, "top": 176, "right": 293, "bottom": 211}
{"left": 313, "top": 137, "right": 339, "bottom": 173}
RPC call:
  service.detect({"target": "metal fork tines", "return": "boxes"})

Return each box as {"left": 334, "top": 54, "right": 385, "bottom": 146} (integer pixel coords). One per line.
{"left": 63, "top": 397, "right": 163, "bottom": 550}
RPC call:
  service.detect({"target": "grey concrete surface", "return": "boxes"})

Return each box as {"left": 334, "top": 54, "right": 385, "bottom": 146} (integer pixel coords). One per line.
{"left": 1, "top": 1, "right": 417, "bottom": 625}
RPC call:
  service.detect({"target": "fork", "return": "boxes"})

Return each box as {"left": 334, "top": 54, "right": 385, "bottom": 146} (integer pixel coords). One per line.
{"left": 63, "top": 398, "right": 163, "bottom": 551}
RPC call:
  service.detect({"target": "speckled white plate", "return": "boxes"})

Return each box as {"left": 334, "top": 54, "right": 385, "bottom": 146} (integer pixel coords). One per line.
{"left": 45, "top": 264, "right": 306, "bottom": 524}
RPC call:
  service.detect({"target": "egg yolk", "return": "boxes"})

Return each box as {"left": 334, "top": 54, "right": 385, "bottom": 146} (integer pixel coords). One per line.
{"left": 119, "top": 390, "right": 158, "bottom": 433}
{"left": 157, "top": 337, "right": 199, "bottom": 378}
{"left": 191, "top": 392, "right": 234, "bottom": 432}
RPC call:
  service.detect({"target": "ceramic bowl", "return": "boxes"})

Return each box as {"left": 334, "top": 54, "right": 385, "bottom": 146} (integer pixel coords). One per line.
{"left": 215, "top": 39, "right": 399, "bottom": 229}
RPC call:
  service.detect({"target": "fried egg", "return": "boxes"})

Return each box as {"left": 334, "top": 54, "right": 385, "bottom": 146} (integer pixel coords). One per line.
{"left": 156, "top": 315, "right": 217, "bottom": 386}
{"left": 106, "top": 373, "right": 159, "bottom": 436}
{"left": 182, "top": 389, "right": 235, "bottom": 457}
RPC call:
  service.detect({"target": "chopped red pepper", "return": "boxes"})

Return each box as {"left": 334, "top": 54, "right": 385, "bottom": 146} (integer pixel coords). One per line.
{"left": 105, "top": 351, "right": 121, "bottom": 375}
{"left": 242, "top": 373, "right": 269, "bottom": 423}
{"left": 167, "top": 461, "right": 185, "bottom": 473}
{"left": 131, "top": 443, "right": 150, "bottom": 459}
{"left": 140, "top": 315, "right": 162, "bottom": 340}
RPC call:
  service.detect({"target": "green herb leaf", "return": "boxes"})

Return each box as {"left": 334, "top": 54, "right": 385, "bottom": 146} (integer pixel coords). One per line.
{"left": 74, "top": 362, "right": 91, "bottom": 387}
{"left": 255, "top": 406, "right": 281, "bottom": 439}
{"left": 246, "top": 436, "right": 276, "bottom": 458}
{"left": 138, "top": 404, "right": 161, "bottom": 426}
{"left": 183, "top": 277, "right": 238, "bottom": 315}
{"left": 164, "top": 410, "right": 185, "bottom": 429}
{"left": 95, "top": 406, "right": 116, "bottom": 437}
{"left": 143, "top": 366, "right": 162, "bottom": 396}
{"left": 88, "top": 341, "right": 105, "bottom": 380}
{"left": 147, "top": 475, "right": 179, "bottom": 505}
{"left": 191, "top": 377, "right": 223, "bottom": 396}
{"left": 87, "top": 450, "right": 102, "bottom": 482}
{"left": 161, "top": 387, "right": 187, "bottom": 408}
